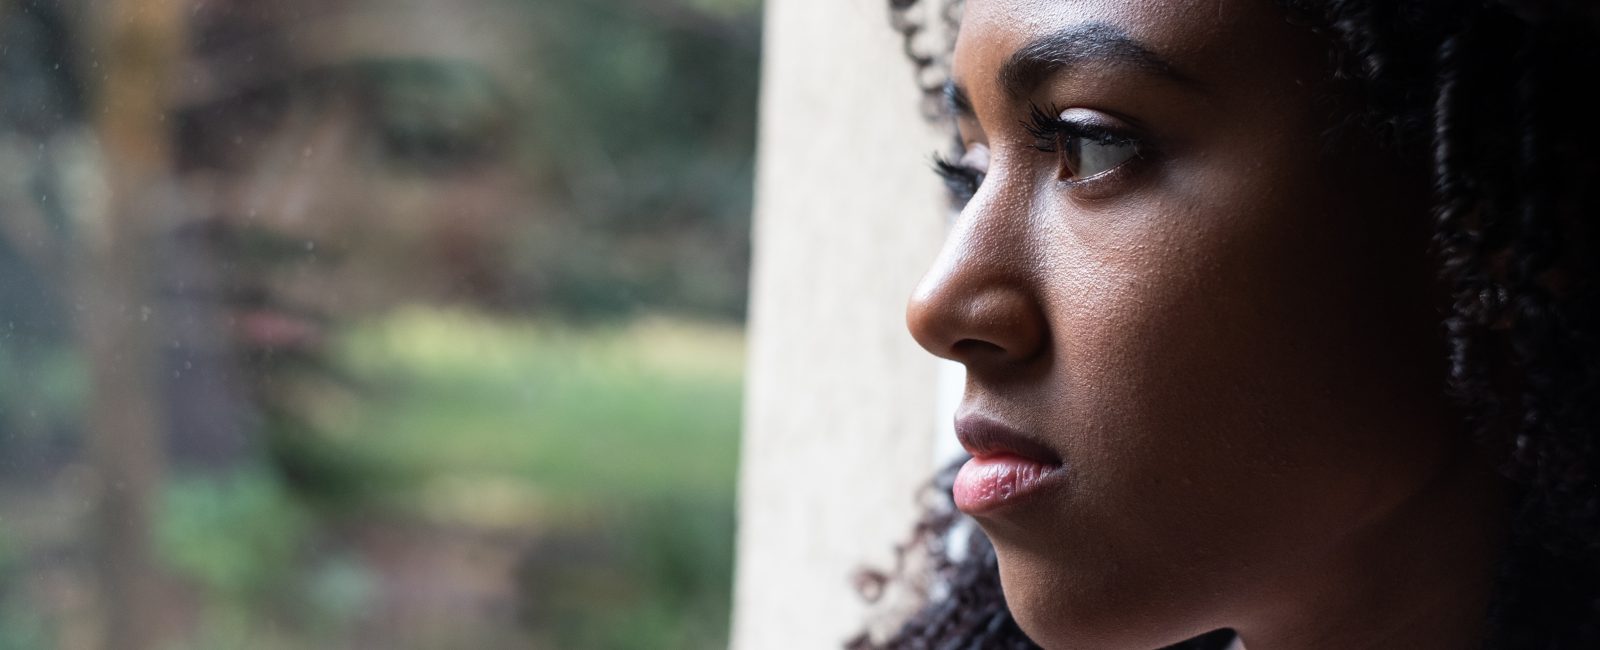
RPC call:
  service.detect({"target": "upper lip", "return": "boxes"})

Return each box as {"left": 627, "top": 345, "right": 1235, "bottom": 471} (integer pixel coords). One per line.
{"left": 955, "top": 414, "right": 1063, "bottom": 467}
{"left": 163, "top": 285, "right": 330, "bottom": 328}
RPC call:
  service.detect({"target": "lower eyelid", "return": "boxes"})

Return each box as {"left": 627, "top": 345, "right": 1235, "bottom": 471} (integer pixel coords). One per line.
{"left": 1057, "top": 150, "right": 1147, "bottom": 201}
{"left": 960, "top": 143, "right": 991, "bottom": 173}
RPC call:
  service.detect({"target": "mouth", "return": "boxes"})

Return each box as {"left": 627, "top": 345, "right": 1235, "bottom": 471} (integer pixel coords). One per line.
{"left": 167, "top": 220, "right": 332, "bottom": 352}
{"left": 219, "top": 283, "right": 330, "bottom": 352}
{"left": 953, "top": 415, "right": 1064, "bottom": 515}
{"left": 232, "top": 303, "right": 327, "bottom": 351}
{"left": 165, "top": 284, "right": 330, "bottom": 352}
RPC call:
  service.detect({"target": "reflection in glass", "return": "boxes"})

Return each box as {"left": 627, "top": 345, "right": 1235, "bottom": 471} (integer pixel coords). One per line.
{"left": 0, "top": 0, "right": 758, "bottom": 647}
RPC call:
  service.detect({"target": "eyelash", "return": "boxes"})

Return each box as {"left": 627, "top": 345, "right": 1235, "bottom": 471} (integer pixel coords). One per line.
{"left": 1022, "top": 103, "right": 1141, "bottom": 180}
{"left": 932, "top": 105, "right": 1144, "bottom": 207}
{"left": 933, "top": 154, "right": 983, "bottom": 206}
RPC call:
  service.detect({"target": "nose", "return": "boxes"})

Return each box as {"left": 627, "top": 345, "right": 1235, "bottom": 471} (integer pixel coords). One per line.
{"left": 905, "top": 202, "right": 1049, "bottom": 371}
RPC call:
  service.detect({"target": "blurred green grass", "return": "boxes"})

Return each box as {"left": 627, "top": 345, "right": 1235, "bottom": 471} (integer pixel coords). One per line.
{"left": 327, "top": 308, "right": 744, "bottom": 505}
{"left": 2, "top": 308, "right": 747, "bottom": 650}
{"left": 318, "top": 308, "right": 746, "bottom": 649}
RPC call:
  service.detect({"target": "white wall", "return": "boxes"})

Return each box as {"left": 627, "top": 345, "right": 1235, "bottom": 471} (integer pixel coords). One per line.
{"left": 729, "top": 0, "right": 954, "bottom": 647}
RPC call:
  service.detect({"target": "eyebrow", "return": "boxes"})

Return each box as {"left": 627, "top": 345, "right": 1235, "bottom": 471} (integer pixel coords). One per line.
{"left": 947, "top": 22, "right": 1194, "bottom": 117}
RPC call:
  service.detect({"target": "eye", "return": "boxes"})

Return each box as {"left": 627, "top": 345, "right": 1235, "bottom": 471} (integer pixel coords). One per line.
{"left": 1024, "top": 104, "right": 1140, "bottom": 182}
{"left": 932, "top": 143, "right": 990, "bottom": 207}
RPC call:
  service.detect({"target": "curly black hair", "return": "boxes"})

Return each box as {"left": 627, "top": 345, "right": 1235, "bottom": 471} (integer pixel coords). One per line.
{"left": 852, "top": 1, "right": 1600, "bottom": 648}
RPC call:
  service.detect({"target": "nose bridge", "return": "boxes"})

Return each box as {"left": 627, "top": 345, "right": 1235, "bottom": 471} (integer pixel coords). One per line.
{"left": 916, "top": 194, "right": 1030, "bottom": 304}
{"left": 230, "top": 97, "right": 359, "bottom": 239}
{"left": 907, "top": 182, "right": 1048, "bottom": 366}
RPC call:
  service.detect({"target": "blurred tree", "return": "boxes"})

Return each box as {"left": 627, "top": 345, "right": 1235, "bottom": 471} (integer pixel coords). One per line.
{"left": 78, "top": 0, "right": 186, "bottom": 647}
{"left": 516, "top": 0, "right": 760, "bottom": 320}
{"left": 1, "top": 1, "right": 760, "bottom": 647}
{"left": 0, "top": 0, "right": 84, "bottom": 472}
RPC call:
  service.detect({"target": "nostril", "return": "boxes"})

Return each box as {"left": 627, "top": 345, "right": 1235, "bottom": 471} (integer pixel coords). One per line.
{"left": 951, "top": 338, "right": 1008, "bottom": 359}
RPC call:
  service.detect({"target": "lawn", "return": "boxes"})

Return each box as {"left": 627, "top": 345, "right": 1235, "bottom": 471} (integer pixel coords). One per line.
{"left": 318, "top": 308, "right": 747, "bottom": 649}
{"left": 328, "top": 308, "right": 745, "bottom": 508}
{"left": 0, "top": 307, "right": 748, "bottom": 650}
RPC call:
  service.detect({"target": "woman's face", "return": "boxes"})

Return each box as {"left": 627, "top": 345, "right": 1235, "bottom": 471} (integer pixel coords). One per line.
{"left": 176, "top": 0, "right": 524, "bottom": 358}
{"left": 907, "top": 0, "right": 1470, "bottom": 646}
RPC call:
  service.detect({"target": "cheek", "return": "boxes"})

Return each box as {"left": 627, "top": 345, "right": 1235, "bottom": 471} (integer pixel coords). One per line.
{"left": 1033, "top": 144, "right": 1452, "bottom": 593}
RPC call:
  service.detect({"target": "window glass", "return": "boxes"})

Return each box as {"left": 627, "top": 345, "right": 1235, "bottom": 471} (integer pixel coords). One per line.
{"left": 0, "top": 1, "right": 757, "bottom": 647}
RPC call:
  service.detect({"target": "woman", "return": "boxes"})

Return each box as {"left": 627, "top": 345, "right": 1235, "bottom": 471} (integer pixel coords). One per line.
{"left": 858, "top": 0, "right": 1600, "bottom": 648}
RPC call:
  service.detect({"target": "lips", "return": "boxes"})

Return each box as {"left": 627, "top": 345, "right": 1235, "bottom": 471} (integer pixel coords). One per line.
{"left": 166, "top": 221, "right": 331, "bottom": 352}
{"left": 233, "top": 306, "right": 326, "bottom": 350}
{"left": 164, "top": 284, "right": 329, "bottom": 352}
{"left": 953, "top": 416, "right": 1064, "bottom": 514}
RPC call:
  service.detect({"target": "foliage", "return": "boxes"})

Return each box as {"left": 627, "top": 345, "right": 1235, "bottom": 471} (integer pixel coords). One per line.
{"left": 521, "top": 497, "right": 736, "bottom": 650}
{"left": 327, "top": 308, "right": 745, "bottom": 649}
{"left": 0, "top": 528, "right": 55, "bottom": 650}
{"left": 155, "top": 469, "right": 311, "bottom": 599}
{"left": 0, "top": 337, "right": 85, "bottom": 472}
{"left": 514, "top": 0, "right": 762, "bottom": 320}
{"left": 153, "top": 308, "right": 745, "bottom": 649}
{"left": 326, "top": 308, "right": 744, "bottom": 504}
{"left": 0, "top": 0, "right": 759, "bottom": 646}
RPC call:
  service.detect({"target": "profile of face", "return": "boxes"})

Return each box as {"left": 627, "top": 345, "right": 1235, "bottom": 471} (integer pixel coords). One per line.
{"left": 172, "top": 0, "right": 524, "bottom": 357}
{"left": 906, "top": 1, "right": 1503, "bottom": 648}
{"left": 155, "top": 0, "right": 530, "bottom": 459}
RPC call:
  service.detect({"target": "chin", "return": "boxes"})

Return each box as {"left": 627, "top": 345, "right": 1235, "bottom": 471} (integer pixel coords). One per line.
{"left": 992, "top": 539, "right": 1207, "bottom": 650}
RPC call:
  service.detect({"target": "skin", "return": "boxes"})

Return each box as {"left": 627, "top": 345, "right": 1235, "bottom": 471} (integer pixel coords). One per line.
{"left": 904, "top": 1, "right": 1510, "bottom": 648}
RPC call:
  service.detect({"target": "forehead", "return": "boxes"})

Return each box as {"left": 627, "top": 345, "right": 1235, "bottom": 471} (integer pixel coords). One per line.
{"left": 952, "top": 0, "right": 1318, "bottom": 98}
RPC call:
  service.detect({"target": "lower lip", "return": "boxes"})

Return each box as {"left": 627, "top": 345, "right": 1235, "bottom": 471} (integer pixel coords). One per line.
{"left": 234, "top": 308, "right": 324, "bottom": 350}
{"left": 953, "top": 455, "right": 1062, "bottom": 514}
